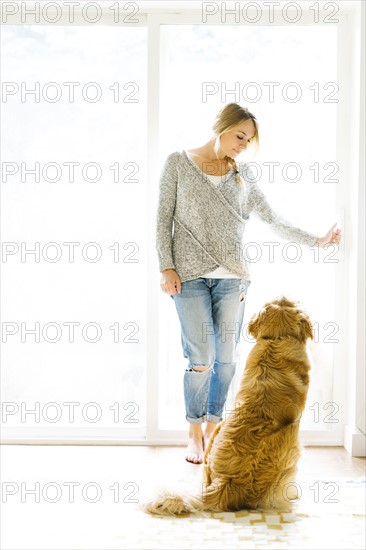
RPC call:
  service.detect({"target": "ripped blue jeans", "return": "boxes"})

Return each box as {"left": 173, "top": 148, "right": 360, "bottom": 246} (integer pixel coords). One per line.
{"left": 171, "top": 277, "right": 251, "bottom": 424}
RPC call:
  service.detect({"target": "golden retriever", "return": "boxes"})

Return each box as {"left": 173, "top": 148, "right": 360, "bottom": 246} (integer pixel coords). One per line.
{"left": 142, "top": 296, "right": 313, "bottom": 516}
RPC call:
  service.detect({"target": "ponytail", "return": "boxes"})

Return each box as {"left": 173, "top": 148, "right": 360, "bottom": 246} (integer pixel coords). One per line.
{"left": 225, "top": 155, "right": 243, "bottom": 185}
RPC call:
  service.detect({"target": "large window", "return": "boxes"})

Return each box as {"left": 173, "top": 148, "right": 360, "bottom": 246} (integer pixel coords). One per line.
{"left": 1, "top": 3, "right": 362, "bottom": 445}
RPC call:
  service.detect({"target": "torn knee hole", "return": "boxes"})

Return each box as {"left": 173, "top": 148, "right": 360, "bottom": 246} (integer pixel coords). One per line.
{"left": 239, "top": 293, "right": 245, "bottom": 302}
{"left": 192, "top": 365, "right": 210, "bottom": 372}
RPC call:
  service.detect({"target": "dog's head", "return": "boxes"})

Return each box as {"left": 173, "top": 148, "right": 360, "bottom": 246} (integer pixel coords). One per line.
{"left": 248, "top": 296, "right": 313, "bottom": 343}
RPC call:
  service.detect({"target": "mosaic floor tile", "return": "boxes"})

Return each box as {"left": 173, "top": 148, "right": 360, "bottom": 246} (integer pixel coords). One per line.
{"left": 118, "top": 478, "right": 365, "bottom": 550}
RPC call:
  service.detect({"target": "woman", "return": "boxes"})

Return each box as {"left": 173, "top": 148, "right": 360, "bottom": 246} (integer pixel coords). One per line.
{"left": 155, "top": 103, "right": 341, "bottom": 464}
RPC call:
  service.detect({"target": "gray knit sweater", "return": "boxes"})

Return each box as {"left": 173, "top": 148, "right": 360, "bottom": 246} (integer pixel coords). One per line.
{"left": 156, "top": 150, "right": 318, "bottom": 283}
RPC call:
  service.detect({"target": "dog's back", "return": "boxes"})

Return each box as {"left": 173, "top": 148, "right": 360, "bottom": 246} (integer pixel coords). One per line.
{"left": 202, "top": 323, "right": 312, "bottom": 512}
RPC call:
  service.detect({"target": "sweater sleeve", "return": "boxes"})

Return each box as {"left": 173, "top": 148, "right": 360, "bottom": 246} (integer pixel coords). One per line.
{"left": 155, "top": 153, "right": 178, "bottom": 272}
{"left": 245, "top": 167, "right": 319, "bottom": 247}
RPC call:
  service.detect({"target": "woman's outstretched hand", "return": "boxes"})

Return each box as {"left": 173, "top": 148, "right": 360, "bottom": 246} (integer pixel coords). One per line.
{"left": 160, "top": 269, "right": 182, "bottom": 295}
{"left": 315, "top": 222, "right": 342, "bottom": 248}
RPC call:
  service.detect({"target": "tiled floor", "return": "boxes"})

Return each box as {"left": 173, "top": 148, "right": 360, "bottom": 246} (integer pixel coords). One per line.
{"left": 1, "top": 445, "right": 365, "bottom": 549}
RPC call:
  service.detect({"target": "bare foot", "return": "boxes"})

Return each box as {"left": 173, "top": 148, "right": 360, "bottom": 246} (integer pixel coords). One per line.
{"left": 185, "top": 424, "right": 204, "bottom": 464}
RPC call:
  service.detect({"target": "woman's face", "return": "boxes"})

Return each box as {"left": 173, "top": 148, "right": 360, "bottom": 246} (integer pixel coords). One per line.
{"left": 219, "top": 118, "right": 256, "bottom": 158}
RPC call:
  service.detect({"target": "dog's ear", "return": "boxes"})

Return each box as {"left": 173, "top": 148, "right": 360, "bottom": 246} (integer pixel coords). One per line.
{"left": 248, "top": 311, "right": 261, "bottom": 339}
{"left": 298, "top": 313, "right": 314, "bottom": 341}
{"left": 274, "top": 296, "right": 298, "bottom": 309}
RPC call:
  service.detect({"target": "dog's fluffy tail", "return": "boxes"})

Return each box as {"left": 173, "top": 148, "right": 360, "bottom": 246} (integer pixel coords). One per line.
{"left": 140, "top": 489, "right": 205, "bottom": 517}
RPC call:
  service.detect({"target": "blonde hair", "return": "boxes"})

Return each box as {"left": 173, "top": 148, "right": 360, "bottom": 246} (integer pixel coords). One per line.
{"left": 212, "top": 103, "right": 259, "bottom": 185}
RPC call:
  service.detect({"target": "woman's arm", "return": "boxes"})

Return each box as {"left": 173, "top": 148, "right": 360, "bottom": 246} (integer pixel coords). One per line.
{"left": 155, "top": 153, "right": 178, "bottom": 272}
